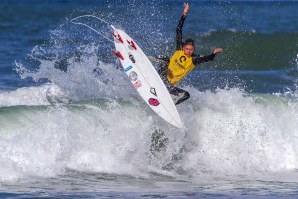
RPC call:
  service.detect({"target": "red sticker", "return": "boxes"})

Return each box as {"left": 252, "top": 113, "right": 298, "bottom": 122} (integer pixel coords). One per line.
{"left": 148, "top": 98, "right": 160, "bottom": 106}
{"left": 133, "top": 80, "right": 142, "bottom": 89}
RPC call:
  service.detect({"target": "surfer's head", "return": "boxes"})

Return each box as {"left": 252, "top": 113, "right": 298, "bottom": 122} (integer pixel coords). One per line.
{"left": 183, "top": 38, "right": 195, "bottom": 57}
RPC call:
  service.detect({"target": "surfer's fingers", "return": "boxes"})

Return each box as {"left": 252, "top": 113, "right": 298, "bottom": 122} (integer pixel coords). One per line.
{"left": 183, "top": 3, "right": 189, "bottom": 15}
{"left": 214, "top": 48, "right": 222, "bottom": 54}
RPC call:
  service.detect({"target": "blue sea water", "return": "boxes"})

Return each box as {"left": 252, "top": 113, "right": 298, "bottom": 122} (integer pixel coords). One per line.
{"left": 1, "top": 0, "right": 298, "bottom": 198}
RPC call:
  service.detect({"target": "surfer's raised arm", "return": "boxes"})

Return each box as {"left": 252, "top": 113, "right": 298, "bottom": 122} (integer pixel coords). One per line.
{"left": 176, "top": 3, "right": 189, "bottom": 50}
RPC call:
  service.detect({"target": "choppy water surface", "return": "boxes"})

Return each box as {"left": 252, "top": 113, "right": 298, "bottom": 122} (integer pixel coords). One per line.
{"left": 1, "top": 0, "right": 298, "bottom": 198}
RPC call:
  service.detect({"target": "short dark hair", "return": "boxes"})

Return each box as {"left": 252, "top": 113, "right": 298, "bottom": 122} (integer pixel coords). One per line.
{"left": 183, "top": 38, "right": 195, "bottom": 47}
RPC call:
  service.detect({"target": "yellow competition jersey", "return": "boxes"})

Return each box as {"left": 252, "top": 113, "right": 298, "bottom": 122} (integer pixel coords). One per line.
{"left": 167, "top": 50, "right": 195, "bottom": 85}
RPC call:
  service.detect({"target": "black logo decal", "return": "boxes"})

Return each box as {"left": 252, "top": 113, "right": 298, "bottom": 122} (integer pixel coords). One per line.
{"left": 150, "top": 87, "right": 157, "bottom": 96}
{"left": 129, "top": 54, "right": 135, "bottom": 63}
{"left": 179, "top": 56, "right": 186, "bottom": 63}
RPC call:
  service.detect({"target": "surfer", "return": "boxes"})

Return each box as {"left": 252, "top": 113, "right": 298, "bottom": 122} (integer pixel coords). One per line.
{"left": 152, "top": 3, "right": 222, "bottom": 105}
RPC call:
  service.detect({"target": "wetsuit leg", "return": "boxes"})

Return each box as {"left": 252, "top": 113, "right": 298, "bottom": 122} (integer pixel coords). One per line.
{"left": 168, "top": 85, "right": 190, "bottom": 105}
{"left": 158, "top": 62, "right": 190, "bottom": 105}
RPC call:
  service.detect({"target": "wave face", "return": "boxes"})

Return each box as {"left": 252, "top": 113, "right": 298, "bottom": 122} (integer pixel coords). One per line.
{"left": 1, "top": 86, "right": 298, "bottom": 183}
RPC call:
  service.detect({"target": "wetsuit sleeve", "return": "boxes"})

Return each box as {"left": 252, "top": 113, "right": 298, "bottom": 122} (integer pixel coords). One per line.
{"left": 148, "top": 55, "right": 169, "bottom": 64}
{"left": 176, "top": 15, "right": 186, "bottom": 50}
{"left": 193, "top": 53, "right": 216, "bottom": 65}
{"left": 155, "top": 55, "right": 170, "bottom": 63}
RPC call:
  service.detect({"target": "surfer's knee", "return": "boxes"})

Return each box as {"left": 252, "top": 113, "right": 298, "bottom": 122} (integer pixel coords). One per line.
{"left": 175, "top": 90, "right": 190, "bottom": 105}
{"left": 184, "top": 91, "right": 190, "bottom": 100}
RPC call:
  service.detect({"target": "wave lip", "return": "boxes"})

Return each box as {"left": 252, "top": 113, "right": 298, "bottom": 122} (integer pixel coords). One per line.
{"left": 0, "top": 83, "right": 67, "bottom": 107}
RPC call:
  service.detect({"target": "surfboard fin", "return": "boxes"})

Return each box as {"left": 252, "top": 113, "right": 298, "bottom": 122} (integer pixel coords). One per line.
{"left": 112, "top": 50, "right": 124, "bottom": 60}
{"left": 112, "top": 32, "right": 124, "bottom": 43}
{"left": 127, "top": 40, "right": 137, "bottom": 50}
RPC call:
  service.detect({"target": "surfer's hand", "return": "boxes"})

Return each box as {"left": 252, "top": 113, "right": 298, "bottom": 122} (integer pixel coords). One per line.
{"left": 214, "top": 48, "right": 222, "bottom": 54}
{"left": 183, "top": 3, "right": 189, "bottom": 16}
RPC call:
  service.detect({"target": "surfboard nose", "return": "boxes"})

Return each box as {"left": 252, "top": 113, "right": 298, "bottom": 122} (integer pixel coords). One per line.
{"left": 111, "top": 25, "right": 116, "bottom": 31}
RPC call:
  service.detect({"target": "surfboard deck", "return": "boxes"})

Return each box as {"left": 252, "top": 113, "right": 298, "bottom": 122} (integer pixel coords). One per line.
{"left": 111, "top": 25, "right": 183, "bottom": 128}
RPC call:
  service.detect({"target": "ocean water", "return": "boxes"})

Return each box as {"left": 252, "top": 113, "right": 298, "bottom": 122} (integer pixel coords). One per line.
{"left": 1, "top": 0, "right": 298, "bottom": 198}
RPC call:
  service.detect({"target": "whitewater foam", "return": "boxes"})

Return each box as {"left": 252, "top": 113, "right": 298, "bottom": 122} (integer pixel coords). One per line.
{"left": 0, "top": 83, "right": 62, "bottom": 107}
{"left": 181, "top": 88, "right": 298, "bottom": 178}
{"left": 1, "top": 87, "right": 298, "bottom": 182}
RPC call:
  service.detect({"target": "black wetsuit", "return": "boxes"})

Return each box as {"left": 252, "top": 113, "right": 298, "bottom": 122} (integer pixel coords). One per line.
{"left": 157, "top": 15, "right": 216, "bottom": 105}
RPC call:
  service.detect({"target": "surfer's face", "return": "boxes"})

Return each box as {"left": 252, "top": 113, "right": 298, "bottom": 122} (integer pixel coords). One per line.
{"left": 183, "top": 44, "right": 194, "bottom": 57}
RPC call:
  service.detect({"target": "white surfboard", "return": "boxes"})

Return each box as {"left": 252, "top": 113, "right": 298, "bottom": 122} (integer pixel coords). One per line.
{"left": 111, "top": 25, "right": 183, "bottom": 128}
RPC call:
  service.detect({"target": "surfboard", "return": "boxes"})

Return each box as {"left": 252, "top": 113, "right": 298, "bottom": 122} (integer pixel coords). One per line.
{"left": 111, "top": 25, "right": 183, "bottom": 128}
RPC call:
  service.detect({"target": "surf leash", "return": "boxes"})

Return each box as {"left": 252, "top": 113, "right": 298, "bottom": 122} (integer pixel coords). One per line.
{"left": 71, "top": 15, "right": 114, "bottom": 43}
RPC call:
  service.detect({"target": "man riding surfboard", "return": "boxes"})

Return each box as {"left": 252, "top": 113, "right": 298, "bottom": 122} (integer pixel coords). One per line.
{"left": 152, "top": 3, "right": 222, "bottom": 105}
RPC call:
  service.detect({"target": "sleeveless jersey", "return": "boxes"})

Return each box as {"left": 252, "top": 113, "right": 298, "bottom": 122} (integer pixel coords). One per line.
{"left": 167, "top": 50, "right": 195, "bottom": 85}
